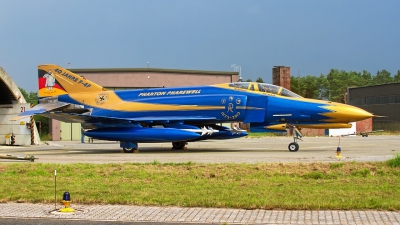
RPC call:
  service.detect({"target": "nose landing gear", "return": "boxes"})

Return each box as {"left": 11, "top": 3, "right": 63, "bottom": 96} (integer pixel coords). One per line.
{"left": 288, "top": 125, "right": 302, "bottom": 152}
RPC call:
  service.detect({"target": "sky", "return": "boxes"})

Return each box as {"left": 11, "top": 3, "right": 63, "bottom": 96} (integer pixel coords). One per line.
{"left": 1, "top": 0, "right": 400, "bottom": 92}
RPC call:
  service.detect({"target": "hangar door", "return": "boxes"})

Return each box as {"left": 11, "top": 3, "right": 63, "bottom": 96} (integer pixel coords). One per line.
{"left": 0, "top": 103, "right": 33, "bottom": 145}
{"left": 60, "top": 122, "right": 82, "bottom": 141}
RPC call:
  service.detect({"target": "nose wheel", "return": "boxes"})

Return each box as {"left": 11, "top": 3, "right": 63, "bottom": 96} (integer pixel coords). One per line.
{"left": 288, "top": 125, "right": 302, "bottom": 152}
{"left": 288, "top": 142, "right": 299, "bottom": 152}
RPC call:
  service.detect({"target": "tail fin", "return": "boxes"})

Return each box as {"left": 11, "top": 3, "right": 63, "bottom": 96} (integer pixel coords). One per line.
{"left": 38, "top": 64, "right": 106, "bottom": 97}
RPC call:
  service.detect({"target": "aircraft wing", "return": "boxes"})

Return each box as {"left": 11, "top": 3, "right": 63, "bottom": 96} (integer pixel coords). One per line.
{"left": 11, "top": 102, "right": 70, "bottom": 121}
{"left": 35, "top": 111, "right": 217, "bottom": 125}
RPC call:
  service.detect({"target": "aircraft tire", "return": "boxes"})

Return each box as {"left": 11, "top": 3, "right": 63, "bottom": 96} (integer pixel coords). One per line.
{"left": 288, "top": 142, "right": 299, "bottom": 152}
{"left": 123, "top": 147, "right": 135, "bottom": 153}
{"left": 172, "top": 141, "right": 187, "bottom": 150}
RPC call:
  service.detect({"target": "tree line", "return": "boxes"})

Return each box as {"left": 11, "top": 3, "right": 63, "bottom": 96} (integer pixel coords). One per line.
{"left": 247, "top": 69, "right": 400, "bottom": 103}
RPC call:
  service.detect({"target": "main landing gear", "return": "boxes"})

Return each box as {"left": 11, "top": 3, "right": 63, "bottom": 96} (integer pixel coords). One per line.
{"left": 123, "top": 147, "right": 136, "bottom": 153}
{"left": 120, "top": 141, "right": 188, "bottom": 152}
{"left": 288, "top": 125, "right": 303, "bottom": 152}
{"left": 121, "top": 141, "right": 138, "bottom": 153}
{"left": 172, "top": 141, "right": 187, "bottom": 150}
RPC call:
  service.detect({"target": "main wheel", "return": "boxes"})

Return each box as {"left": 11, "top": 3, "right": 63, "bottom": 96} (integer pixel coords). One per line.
{"left": 172, "top": 141, "right": 187, "bottom": 150}
{"left": 288, "top": 142, "right": 299, "bottom": 152}
{"left": 123, "top": 147, "right": 134, "bottom": 153}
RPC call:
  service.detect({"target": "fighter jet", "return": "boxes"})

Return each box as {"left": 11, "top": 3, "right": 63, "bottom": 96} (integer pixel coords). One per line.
{"left": 14, "top": 64, "right": 374, "bottom": 152}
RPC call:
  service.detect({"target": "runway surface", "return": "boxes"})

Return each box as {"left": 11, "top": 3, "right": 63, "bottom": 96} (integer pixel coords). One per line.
{"left": 1, "top": 135, "right": 399, "bottom": 164}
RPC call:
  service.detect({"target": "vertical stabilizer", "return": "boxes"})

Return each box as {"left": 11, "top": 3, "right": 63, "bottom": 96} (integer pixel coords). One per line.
{"left": 38, "top": 64, "right": 106, "bottom": 97}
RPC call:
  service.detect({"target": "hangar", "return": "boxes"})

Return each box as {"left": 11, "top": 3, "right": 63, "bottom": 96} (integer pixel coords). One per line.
{"left": 348, "top": 83, "right": 400, "bottom": 131}
{"left": 0, "top": 67, "right": 40, "bottom": 145}
{"left": 49, "top": 67, "right": 240, "bottom": 141}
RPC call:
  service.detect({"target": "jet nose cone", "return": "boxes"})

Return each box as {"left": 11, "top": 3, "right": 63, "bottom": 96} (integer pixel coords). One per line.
{"left": 322, "top": 104, "right": 374, "bottom": 123}
{"left": 341, "top": 106, "right": 374, "bottom": 122}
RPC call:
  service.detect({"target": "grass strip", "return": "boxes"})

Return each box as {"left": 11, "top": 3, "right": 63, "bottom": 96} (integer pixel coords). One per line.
{"left": 1, "top": 158, "right": 400, "bottom": 210}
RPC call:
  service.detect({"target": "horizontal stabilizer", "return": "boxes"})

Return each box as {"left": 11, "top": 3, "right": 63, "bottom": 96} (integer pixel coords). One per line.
{"left": 11, "top": 102, "right": 70, "bottom": 121}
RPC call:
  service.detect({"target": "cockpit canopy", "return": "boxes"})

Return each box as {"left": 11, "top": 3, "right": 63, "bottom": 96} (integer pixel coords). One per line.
{"left": 228, "top": 82, "right": 302, "bottom": 98}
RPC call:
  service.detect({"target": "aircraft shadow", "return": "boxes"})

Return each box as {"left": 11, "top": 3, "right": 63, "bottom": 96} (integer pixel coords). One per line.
{"left": 60, "top": 147, "right": 334, "bottom": 155}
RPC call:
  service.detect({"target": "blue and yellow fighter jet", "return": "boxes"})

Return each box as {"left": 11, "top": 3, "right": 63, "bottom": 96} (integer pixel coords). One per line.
{"left": 15, "top": 64, "right": 374, "bottom": 152}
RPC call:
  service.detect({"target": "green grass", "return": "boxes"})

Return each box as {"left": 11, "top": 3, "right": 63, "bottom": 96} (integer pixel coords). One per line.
{"left": 386, "top": 153, "right": 400, "bottom": 168}
{"left": 1, "top": 159, "right": 400, "bottom": 210}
